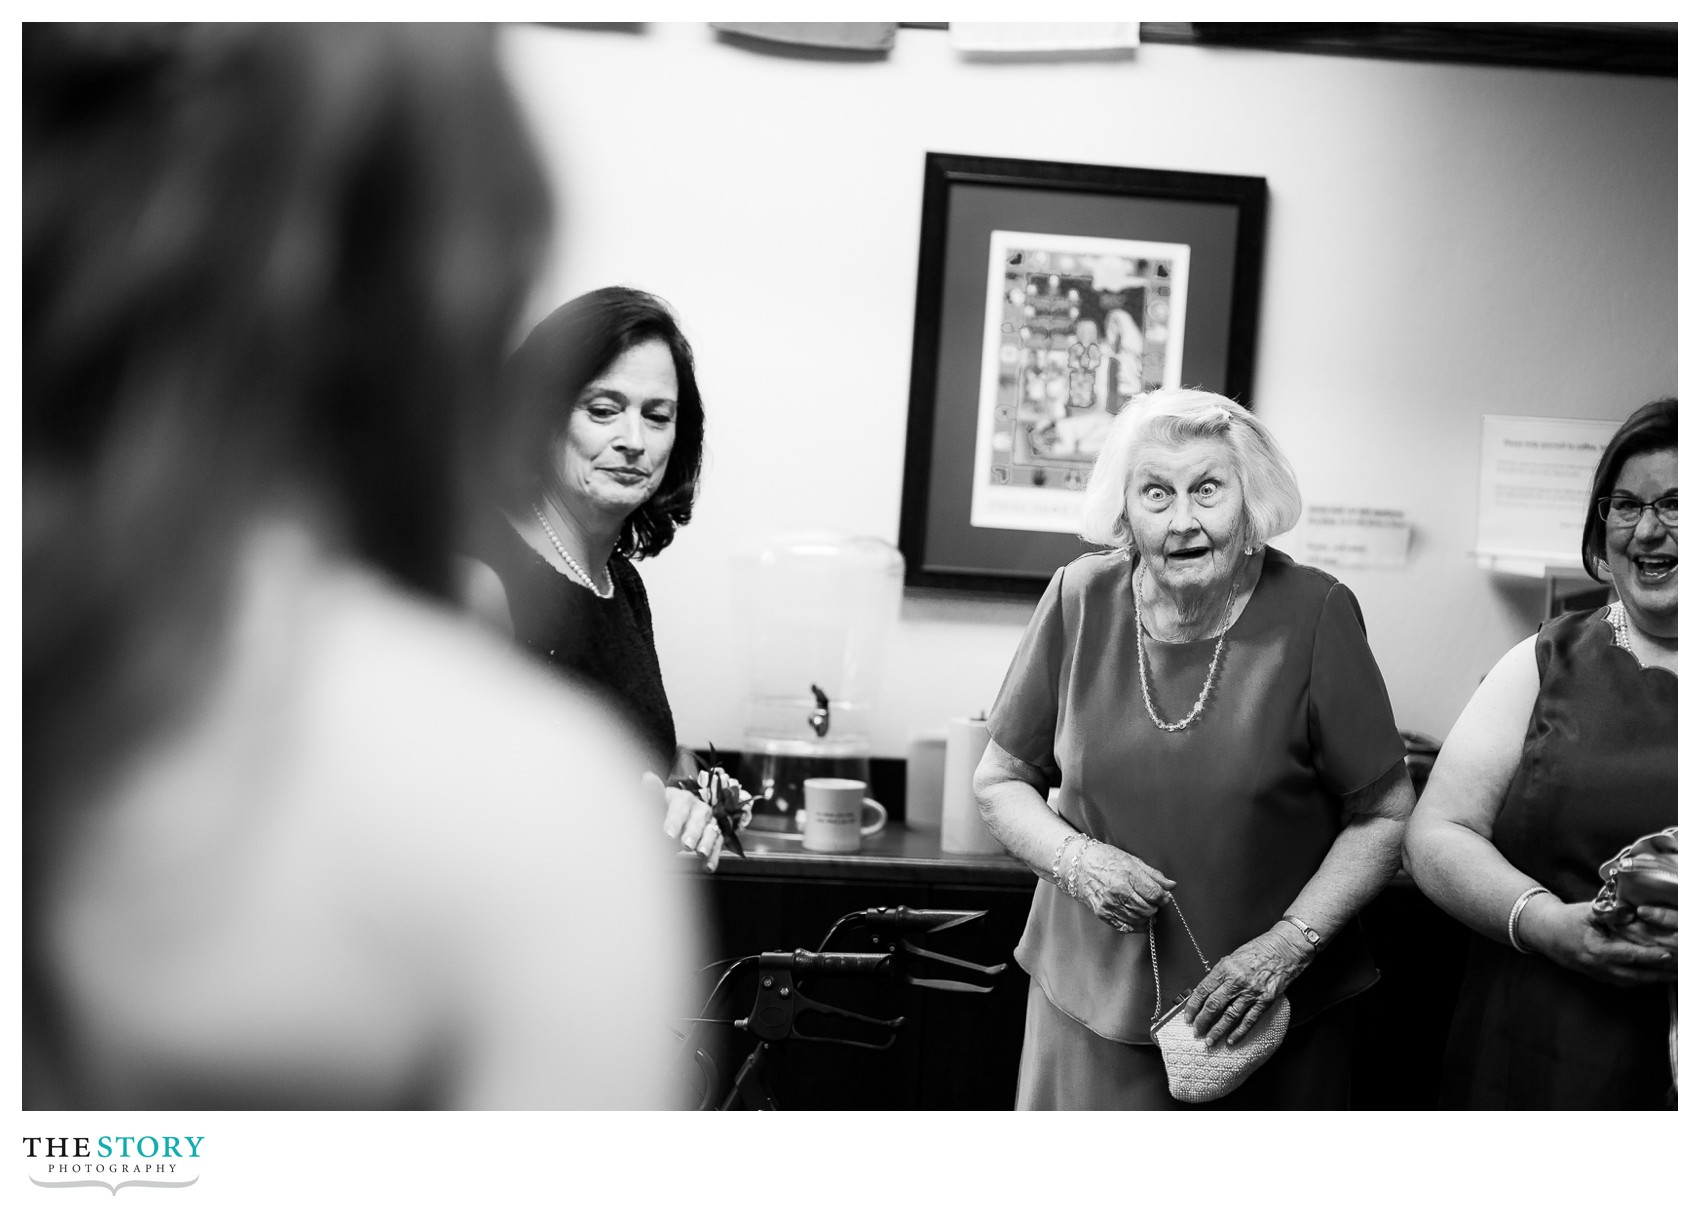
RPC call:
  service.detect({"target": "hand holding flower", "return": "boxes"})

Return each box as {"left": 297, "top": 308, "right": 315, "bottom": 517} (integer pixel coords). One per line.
{"left": 652, "top": 755, "right": 756, "bottom": 872}
{"left": 645, "top": 771, "right": 724, "bottom": 872}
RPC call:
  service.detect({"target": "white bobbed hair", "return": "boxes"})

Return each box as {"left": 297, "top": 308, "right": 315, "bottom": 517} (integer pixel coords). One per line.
{"left": 1077, "top": 389, "right": 1303, "bottom": 550}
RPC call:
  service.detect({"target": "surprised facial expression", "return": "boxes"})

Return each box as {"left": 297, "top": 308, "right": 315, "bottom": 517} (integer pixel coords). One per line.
{"left": 1125, "top": 438, "right": 1250, "bottom": 597}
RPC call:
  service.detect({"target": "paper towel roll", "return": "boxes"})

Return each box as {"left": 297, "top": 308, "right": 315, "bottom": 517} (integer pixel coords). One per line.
{"left": 905, "top": 733, "right": 947, "bottom": 830}
{"left": 941, "top": 716, "right": 1003, "bottom": 855}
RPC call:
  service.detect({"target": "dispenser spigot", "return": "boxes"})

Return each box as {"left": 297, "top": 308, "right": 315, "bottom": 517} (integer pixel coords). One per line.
{"left": 807, "top": 684, "right": 831, "bottom": 738}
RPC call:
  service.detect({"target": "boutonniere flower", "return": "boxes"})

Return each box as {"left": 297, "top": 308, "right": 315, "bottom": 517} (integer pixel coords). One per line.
{"left": 667, "top": 745, "right": 763, "bottom": 858}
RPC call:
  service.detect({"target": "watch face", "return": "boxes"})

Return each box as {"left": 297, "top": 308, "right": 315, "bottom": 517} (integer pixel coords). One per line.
{"left": 1285, "top": 917, "right": 1320, "bottom": 945}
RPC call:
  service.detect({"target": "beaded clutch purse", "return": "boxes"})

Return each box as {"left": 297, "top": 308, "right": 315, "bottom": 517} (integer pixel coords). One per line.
{"left": 1147, "top": 898, "right": 1291, "bottom": 1104}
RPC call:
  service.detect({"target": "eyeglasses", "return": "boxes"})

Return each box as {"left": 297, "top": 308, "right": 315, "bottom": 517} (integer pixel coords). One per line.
{"left": 1596, "top": 494, "right": 1678, "bottom": 528}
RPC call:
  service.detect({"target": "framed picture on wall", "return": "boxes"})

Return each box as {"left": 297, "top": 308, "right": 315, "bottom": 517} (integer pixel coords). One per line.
{"left": 898, "top": 153, "right": 1268, "bottom": 593}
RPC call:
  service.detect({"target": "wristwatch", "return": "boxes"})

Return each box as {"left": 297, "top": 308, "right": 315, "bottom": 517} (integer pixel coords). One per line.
{"left": 1280, "top": 914, "right": 1323, "bottom": 949}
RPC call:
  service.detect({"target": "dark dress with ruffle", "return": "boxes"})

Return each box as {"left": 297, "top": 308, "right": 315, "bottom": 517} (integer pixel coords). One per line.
{"left": 471, "top": 512, "right": 676, "bottom": 771}
{"left": 1440, "top": 607, "right": 1676, "bottom": 1109}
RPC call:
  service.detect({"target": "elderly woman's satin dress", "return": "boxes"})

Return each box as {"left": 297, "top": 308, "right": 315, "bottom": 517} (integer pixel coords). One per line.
{"left": 990, "top": 547, "right": 1406, "bottom": 1109}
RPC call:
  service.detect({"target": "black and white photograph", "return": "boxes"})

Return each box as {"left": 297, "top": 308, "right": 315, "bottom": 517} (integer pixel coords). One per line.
{"left": 898, "top": 151, "right": 1269, "bottom": 590}
{"left": 972, "top": 231, "right": 1190, "bottom": 534}
{"left": 14, "top": 16, "right": 1680, "bottom": 1209}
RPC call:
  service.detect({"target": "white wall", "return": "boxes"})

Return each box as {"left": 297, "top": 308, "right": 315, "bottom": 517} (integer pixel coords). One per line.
{"left": 499, "top": 24, "right": 1676, "bottom": 755}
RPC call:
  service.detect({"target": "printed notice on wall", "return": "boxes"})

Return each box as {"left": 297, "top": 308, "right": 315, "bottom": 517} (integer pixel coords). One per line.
{"left": 1295, "top": 505, "right": 1411, "bottom": 570}
{"left": 1475, "top": 414, "right": 1621, "bottom": 574}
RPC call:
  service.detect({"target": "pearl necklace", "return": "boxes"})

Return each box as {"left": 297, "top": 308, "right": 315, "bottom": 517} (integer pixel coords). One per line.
{"left": 1606, "top": 600, "right": 1680, "bottom": 674}
{"left": 1607, "top": 601, "right": 1634, "bottom": 654}
{"left": 1133, "top": 566, "right": 1240, "bottom": 732}
{"left": 532, "top": 505, "right": 614, "bottom": 600}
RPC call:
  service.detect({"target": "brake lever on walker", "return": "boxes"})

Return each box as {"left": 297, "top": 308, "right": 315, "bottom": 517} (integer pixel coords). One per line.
{"left": 817, "top": 904, "right": 987, "bottom": 953}
{"left": 855, "top": 906, "right": 990, "bottom": 934}
{"left": 832, "top": 907, "right": 1007, "bottom": 994}
{"left": 899, "top": 938, "right": 1006, "bottom": 993}
{"left": 735, "top": 951, "right": 906, "bottom": 1050}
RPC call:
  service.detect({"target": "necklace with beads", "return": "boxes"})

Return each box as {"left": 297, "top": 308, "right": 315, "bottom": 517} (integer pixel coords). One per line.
{"left": 1133, "top": 565, "right": 1240, "bottom": 732}
{"left": 1607, "top": 601, "right": 1635, "bottom": 656}
{"left": 532, "top": 505, "right": 614, "bottom": 600}
{"left": 1606, "top": 600, "right": 1677, "bottom": 671}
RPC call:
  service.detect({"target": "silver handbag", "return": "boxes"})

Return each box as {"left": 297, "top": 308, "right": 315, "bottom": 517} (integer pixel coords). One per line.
{"left": 1590, "top": 827, "right": 1677, "bottom": 1100}
{"left": 1148, "top": 898, "right": 1291, "bottom": 1104}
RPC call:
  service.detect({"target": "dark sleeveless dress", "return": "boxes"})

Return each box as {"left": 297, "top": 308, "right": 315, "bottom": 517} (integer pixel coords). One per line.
{"left": 1440, "top": 607, "right": 1676, "bottom": 1109}
{"left": 471, "top": 512, "right": 677, "bottom": 771}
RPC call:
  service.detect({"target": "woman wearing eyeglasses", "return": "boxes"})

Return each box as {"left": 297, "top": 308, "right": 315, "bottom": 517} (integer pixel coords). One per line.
{"left": 1405, "top": 398, "right": 1677, "bottom": 1109}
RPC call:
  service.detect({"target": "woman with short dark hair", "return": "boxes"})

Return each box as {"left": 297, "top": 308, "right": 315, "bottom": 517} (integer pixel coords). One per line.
{"left": 1405, "top": 398, "right": 1677, "bottom": 1109}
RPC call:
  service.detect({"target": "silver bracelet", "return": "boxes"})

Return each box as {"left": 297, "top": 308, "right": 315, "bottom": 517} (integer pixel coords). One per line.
{"left": 1066, "top": 838, "right": 1097, "bottom": 901}
{"left": 1507, "top": 886, "right": 1553, "bottom": 954}
{"left": 1049, "top": 832, "right": 1084, "bottom": 886}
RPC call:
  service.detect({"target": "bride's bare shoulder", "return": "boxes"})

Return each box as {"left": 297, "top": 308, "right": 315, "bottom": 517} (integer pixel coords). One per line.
{"left": 39, "top": 556, "right": 692, "bottom": 1108}
{"left": 296, "top": 564, "right": 664, "bottom": 855}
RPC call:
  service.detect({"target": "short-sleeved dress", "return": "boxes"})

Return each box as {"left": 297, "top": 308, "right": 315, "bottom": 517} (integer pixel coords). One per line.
{"left": 989, "top": 547, "right": 1407, "bottom": 1109}
{"left": 1440, "top": 607, "right": 1677, "bottom": 1109}
{"left": 472, "top": 512, "right": 677, "bottom": 771}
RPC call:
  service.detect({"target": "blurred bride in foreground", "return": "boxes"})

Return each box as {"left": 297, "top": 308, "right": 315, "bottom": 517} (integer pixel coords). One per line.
{"left": 23, "top": 23, "right": 700, "bottom": 1109}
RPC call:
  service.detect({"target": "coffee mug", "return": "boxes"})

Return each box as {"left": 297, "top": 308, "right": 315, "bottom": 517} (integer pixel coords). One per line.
{"left": 801, "top": 778, "right": 887, "bottom": 853}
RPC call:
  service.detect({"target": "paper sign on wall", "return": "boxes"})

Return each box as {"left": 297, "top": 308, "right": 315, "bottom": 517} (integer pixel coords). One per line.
{"left": 1475, "top": 414, "right": 1620, "bottom": 575}
{"left": 1294, "top": 505, "right": 1411, "bottom": 570}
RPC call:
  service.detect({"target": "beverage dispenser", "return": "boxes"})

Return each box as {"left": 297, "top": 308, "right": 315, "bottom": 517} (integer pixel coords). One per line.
{"left": 730, "top": 532, "right": 904, "bottom": 833}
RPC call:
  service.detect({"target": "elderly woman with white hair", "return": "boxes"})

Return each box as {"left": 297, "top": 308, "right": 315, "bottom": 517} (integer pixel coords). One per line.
{"left": 975, "top": 389, "right": 1415, "bottom": 1109}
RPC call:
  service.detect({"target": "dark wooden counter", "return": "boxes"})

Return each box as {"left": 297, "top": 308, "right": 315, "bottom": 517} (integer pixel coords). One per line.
{"left": 701, "top": 822, "right": 1035, "bottom": 886}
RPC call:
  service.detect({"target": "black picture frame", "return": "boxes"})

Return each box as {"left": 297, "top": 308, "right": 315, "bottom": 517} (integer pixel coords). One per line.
{"left": 897, "top": 153, "right": 1268, "bottom": 594}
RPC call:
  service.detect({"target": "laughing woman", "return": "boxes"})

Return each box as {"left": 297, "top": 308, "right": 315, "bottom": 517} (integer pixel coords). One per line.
{"left": 1405, "top": 398, "right": 1677, "bottom": 1109}
{"left": 975, "top": 389, "right": 1414, "bottom": 1109}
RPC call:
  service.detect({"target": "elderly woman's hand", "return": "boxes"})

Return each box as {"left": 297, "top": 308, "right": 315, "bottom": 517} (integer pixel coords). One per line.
{"left": 1070, "top": 841, "right": 1175, "bottom": 934}
{"left": 1182, "top": 926, "right": 1315, "bottom": 1047}
{"left": 643, "top": 772, "right": 725, "bottom": 873}
{"left": 1524, "top": 897, "right": 1674, "bottom": 987}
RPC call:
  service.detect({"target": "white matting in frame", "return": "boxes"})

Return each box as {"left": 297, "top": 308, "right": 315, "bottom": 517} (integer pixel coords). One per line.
{"left": 970, "top": 230, "right": 1191, "bottom": 534}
